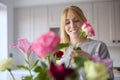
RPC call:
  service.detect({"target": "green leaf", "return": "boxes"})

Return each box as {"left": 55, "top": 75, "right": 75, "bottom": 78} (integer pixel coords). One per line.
{"left": 17, "top": 65, "right": 29, "bottom": 70}
{"left": 34, "top": 72, "right": 50, "bottom": 80}
{"left": 74, "top": 55, "right": 88, "bottom": 68}
{"left": 56, "top": 43, "right": 70, "bottom": 50}
{"left": 40, "top": 61, "right": 47, "bottom": 69}
{"left": 34, "top": 65, "right": 50, "bottom": 80}
{"left": 31, "top": 59, "right": 39, "bottom": 70}
{"left": 34, "top": 66, "right": 42, "bottom": 72}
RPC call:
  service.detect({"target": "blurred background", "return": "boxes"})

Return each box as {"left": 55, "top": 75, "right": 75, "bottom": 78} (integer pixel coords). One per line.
{"left": 0, "top": 0, "right": 120, "bottom": 80}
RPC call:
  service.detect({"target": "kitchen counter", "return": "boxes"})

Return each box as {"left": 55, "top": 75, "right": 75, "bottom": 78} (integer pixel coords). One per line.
{"left": 113, "top": 68, "right": 120, "bottom": 80}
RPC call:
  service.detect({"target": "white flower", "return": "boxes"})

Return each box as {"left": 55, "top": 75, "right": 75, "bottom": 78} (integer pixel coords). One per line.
{"left": 84, "top": 60, "right": 109, "bottom": 80}
{"left": 0, "top": 58, "right": 14, "bottom": 71}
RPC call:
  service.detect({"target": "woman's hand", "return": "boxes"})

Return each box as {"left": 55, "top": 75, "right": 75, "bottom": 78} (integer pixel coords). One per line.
{"left": 70, "top": 50, "right": 91, "bottom": 60}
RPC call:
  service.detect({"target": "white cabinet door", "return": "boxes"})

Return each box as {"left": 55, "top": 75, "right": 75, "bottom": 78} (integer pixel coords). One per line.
{"left": 14, "top": 8, "right": 32, "bottom": 41}
{"left": 48, "top": 5, "right": 66, "bottom": 27}
{"left": 113, "top": 0, "right": 120, "bottom": 46}
{"left": 31, "top": 7, "right": 48, "bottom": 39}
{"left": 14, "top": 7, "right": 48, "bottom": 41}
{"left": 93, "top": 1, "right": 114, "bottom": 46}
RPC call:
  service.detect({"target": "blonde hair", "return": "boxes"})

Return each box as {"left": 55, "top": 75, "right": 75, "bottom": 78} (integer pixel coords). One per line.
{"left": 60, "top": 6, "right": 87, "bottom": 51}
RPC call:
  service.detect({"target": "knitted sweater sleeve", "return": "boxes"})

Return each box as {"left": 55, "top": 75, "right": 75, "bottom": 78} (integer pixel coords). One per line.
{"left": 97, "top": 42, "right": 114, "bottom": 80}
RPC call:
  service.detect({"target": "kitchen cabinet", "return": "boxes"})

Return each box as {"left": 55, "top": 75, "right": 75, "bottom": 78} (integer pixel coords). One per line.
{"left": 47, "top": 5, "right": 67, "bottom": 27}
{"left": 14, "top": 7, "right": 48, "bottom": 66}
{"left": 111, "top": 0, "right": 120, "bottom": 46}
{"left": 14, "top": 8, "right": 32, "bottom": 41}
{"left": 31, "top": 7, "right": 48, "bottom": 39}
{"left": 93, "top": 1, "right": 114, "bottom": 46}
{"left": 14, "top": 7, "right": 48, "bottom": 41}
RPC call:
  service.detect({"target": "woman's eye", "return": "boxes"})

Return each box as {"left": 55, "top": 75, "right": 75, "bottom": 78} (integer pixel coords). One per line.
{"left": 74, "top": 19, "right": 79, "bottom": 23}
{"left": 65, "top": 19, "right": 79, "bottom": 25}
{"left": 65, "top": 21, "right": 70, "bottom": 25}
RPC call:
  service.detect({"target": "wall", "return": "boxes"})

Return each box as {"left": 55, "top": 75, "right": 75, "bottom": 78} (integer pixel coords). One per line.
{"left": 0, "top": 0, "right": 14, "bottom": 56}
{"left": 13, "top": 0, "right": 113, "bottom": 8}
{"left": 0, "top": 3, "right": 8, "bottom": 78}
{"left": 0, "top": 0, "right": 14, "bottom": 80}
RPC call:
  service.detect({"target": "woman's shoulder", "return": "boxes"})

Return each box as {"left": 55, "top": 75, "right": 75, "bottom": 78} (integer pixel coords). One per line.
{"left": 83, "top": 39, "right": 108, "bottom": 49}
{"left": 88, "top": 39, "right": 106, "bottom": 45}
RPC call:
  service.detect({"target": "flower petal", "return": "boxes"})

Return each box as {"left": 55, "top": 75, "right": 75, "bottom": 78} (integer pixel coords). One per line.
{"left": 32, "top": 31, "right": 60, "bottom": 58}
{"left": 81, "top": 21, "right": 95, "bottom": 37}
{"left": 49, "top": 62, "right": 74, "bottom": 80}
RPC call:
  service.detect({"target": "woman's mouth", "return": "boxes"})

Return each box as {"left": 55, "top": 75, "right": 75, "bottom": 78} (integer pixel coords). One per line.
{"left": 70, "top": 29, "right": 78, "bottom": 33}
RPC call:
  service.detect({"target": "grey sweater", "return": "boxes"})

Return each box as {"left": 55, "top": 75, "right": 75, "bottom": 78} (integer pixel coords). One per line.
{"left": 60, "top": 39, "right": 114, "bottom": 80}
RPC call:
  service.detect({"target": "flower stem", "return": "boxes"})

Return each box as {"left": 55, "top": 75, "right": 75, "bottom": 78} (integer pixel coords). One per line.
{"left": 67, "top": 58, "right": 72, "bottom": 68}
{"left": 8, "top": 69, "right": 15, "bottom": 80}
{"left": 26, "top": 55, "right": 33, "bottom": 80}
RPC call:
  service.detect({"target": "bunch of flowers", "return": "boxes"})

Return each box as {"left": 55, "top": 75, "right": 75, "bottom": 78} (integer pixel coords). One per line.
{"left": 0, "top": 21, "right": 113, "bottom": 80}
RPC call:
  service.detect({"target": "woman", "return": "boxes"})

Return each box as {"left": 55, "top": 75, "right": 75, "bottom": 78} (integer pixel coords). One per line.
{"left": 60, "top": 6, "right": 114, "bottom": 80}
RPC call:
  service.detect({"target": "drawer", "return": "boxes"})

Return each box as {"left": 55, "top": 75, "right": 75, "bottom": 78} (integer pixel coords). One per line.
{"left": 114, "top": 72, "right": 120, "bottom": 80}
{"left": 115, "top": 77, "right": 120, "bottom": 80}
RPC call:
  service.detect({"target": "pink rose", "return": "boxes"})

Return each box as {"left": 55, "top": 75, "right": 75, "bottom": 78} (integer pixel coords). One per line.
{"left": 81, "top": 21, "right": 95, "bottom": 37}
{"left": 32, "top": 31, "right": 60, "bottom": 58}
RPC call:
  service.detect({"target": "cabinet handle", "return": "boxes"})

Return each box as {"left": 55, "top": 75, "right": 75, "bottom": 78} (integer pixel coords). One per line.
{"left": 118, "top": 40, "right": 120, "bottom": 43}
{"left": 112, "top": 40, "right": 116, "bottom": 43}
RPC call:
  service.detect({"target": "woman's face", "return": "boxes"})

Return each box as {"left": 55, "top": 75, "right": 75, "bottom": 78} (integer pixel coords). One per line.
{"left": 65, "top": 10, "right": 82, "bottom": 39}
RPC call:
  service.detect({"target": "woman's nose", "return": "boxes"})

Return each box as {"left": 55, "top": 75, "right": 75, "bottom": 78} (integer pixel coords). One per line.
{"left": 70, "top": 21, "right": 75, "bottom": 28}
